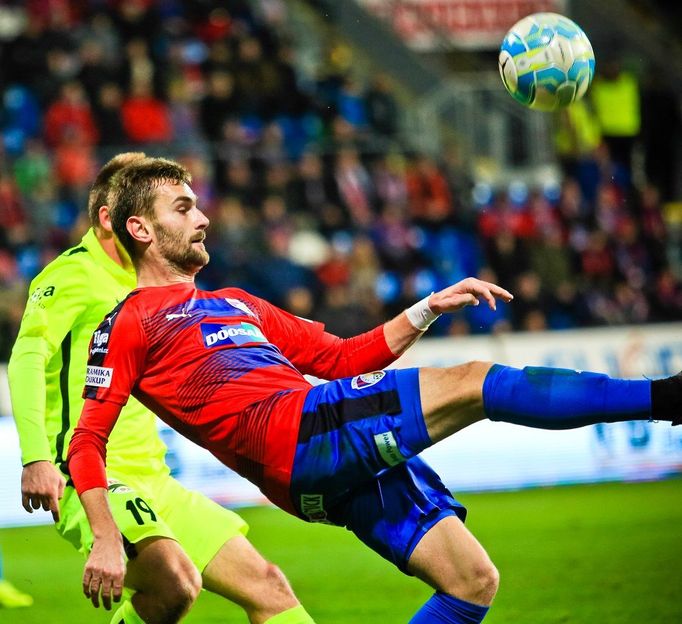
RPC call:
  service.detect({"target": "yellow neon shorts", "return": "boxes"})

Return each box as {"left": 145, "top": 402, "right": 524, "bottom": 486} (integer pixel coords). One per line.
{"left": 57, "top": 471, "right": 248, "bottom": 572}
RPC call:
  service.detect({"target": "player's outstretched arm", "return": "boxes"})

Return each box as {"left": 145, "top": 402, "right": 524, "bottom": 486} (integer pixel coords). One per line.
{"left": 384, "top": 277, "right": 513, "bottom": 356}
{"left": 286, "top": 277, "right": 513, "bottom": 380}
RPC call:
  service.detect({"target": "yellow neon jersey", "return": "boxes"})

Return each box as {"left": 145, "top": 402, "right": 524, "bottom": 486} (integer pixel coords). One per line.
{"left": 8, "top": 228, "right": 168, "bottom": 478}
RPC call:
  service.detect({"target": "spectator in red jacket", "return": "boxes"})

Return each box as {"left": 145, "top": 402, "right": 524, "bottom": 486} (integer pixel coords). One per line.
{"left": 53, "top": 131, "right": 97, "bottom": 190}
{"left": 0, "top": 172, "right": 27, "bottom": 233}
{"left": 43, "top": 80, "right": 99, "bottom": 147}
{"left": 405, "top": 155, "right": 453, "bottom": 226}
{"left": 121, "top": 79, "right": 173, "bottom": 144}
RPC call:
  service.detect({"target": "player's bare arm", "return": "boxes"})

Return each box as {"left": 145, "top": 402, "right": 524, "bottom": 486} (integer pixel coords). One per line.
{"left": 20, "top": 461, "right": 65, "bottom": 522}
{"left": 383, "top": 278, "right": 514, "bottom": 356}
{"left": 80, "top": 488, "right": 125, "bottom": 611}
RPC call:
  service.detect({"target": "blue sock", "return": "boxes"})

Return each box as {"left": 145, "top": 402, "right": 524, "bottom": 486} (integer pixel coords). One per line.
{"left": 483, "top": 364, "right": 652, "bottom": 429}
{"left": 409, "top": 592, "right": 489, "bottom": 623}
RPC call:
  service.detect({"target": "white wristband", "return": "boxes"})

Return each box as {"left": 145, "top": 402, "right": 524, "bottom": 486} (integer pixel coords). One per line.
{"left": 405, "top": 294, "right": 441, "bottom": 331}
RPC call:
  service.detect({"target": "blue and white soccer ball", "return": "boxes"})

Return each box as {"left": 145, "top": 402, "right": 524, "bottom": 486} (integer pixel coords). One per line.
{"left": 498, "top": 13, "right": 595, "bottom": 111}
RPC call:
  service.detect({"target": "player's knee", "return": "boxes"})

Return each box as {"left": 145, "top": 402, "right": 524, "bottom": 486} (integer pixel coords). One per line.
{"left": 263, "top": 562, "right": 297, "bottom": 601}
{"left": 250, "top": 562, "right": 299, "bottom": 614}
{"left": 445, "top": 361, "right": 493, "bottom": 403}
{"left": 156, "top": 563, "right": 202, "bottom": 623}
{"left": 451, "top": 360, "right": 493, "bottom": 382}
{"left": 471, "top": 560, "right": 499, "bottom": 604}
{"left": 445, "top": 559, "right": 500, "bottom": 606}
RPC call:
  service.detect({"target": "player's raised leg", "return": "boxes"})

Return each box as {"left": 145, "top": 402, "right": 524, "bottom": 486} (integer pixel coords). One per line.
{"left": 655, "top": 370, "right": 682, "bottom": 424}
{"left": 418, "top": 362, "right": 680, "bottom": 444}
{"left": 407, "top": 516, "right": 498, "bottom": 624}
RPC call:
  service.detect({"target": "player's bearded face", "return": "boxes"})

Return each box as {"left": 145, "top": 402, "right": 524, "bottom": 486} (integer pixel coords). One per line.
{"left": 153, "top": 218, "right": 210, "bottom": 272}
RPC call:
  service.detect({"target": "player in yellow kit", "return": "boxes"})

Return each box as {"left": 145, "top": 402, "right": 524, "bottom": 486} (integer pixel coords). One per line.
{"left": 8, "top": 153, "right": 315, "bottom": 624}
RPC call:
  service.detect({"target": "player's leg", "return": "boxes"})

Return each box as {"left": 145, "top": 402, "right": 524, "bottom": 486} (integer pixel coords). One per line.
{"left": 419, "top": 363, "right": 680, "bottom": 444}
{"left": 406, "top": 517, "right": 497, "bottom": 624}
{"left": 149, "top": 476, "right": 315, "bottom": 624}
{"left": 331, "top": 457, "right": 496, "bottom": 624}
{"left": 655, "top": 370, "right": 682, "bottom": 424}
{"left": 291, "top": 364, "right": 673, "bottom": 507}
{"left": 121, "top": 537, "right": 201, "bottom": 624}
{"left": 293, "top": 372, "right": 497, "bottom": 622}
{"left": 57, "top": 480, "right": 200, "bottom": 624}
{"left": 202, "top": 535, "right": 313, "bottom": 624}
{"left": 0, "top": 547, "right": 33, "bottom": 608}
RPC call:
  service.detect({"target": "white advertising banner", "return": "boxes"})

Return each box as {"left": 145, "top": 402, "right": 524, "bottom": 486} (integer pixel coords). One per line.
{"left": 358, "top": 0, "right": 567, "bottom": 50}
{"left": 1, "top": 323, "right": 681, "bottom": 527}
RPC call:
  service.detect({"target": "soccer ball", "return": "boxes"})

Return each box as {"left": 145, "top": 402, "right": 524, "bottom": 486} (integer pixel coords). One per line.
{"left": 498, "top": 13, "right": 595, "bottom": 111}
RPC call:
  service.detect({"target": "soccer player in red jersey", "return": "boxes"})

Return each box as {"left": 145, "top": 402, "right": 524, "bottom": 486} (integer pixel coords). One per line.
{"left": 12, "top": 153, "right": 314, "bottom": 624}
{"left": 68, "top": 158, "right": 681, "bottom": 624}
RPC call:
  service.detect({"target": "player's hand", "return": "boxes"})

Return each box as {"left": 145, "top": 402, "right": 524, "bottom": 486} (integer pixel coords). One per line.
{"left": 21, "top": 460, "right": 66, "bottom": 522}
{"left": 428, "top": 278, "right": 513, "bottom": 313}
{"left": 83, "top": 537, "right": 125, "bottom": 610}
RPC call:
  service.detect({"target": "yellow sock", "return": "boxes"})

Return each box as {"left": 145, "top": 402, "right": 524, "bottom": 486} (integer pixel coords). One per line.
{"left": 264, "top": 605, "right": 316, "bottom": 624}
{"left": 109, "top": 599, "right": 145, "bottom": 624}
{"left": 0, "top": 579, "right": 33, "bottom": 608}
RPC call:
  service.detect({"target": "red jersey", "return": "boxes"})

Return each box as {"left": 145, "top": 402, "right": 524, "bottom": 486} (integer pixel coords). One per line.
{"left": 68, "top": 282, "right": 396, "bottom": 511}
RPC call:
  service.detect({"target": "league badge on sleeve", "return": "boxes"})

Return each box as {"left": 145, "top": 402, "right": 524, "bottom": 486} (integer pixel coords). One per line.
{"left": 351, "top": 371, "right": 386, "bottom": 390}
{"left": 90, "top": 329, "right": 109, "bottom": 356}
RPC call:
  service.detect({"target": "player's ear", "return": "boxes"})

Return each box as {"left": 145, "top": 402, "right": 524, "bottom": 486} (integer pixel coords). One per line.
{"left": 98, "top": 206, "right": 114, "bottom": 233}
{"left": 127, "top": 215, "right": 152, "bottom": 245}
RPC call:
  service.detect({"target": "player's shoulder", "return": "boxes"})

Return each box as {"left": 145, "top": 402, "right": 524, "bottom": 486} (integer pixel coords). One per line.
{"left": 111, "top": 290, "right": 143, "bottom": 316}
{"left": 26, "top": 244, "right": 92, "bottom": 303}
{"left": 93, "top": 291, "right": 141, "bottom": 334}
{"left": 220, "top": 286, "right": 269, "bottom": 304}
{"left": 219, "top": 286, "right": 254, "bottom": 301}
{"left": 111, "top": 287, "right": 175, "bottom": 326}
{"left": 40, "top": 235, "right": 99, "bottom": 272}
{"left": 218, "top": 287, "right": 262, "bottom": 315}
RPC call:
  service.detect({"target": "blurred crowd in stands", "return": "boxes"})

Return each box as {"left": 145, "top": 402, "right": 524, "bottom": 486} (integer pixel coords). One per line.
{"left": 0, "top": 0, "right": 680, "bottom": 361}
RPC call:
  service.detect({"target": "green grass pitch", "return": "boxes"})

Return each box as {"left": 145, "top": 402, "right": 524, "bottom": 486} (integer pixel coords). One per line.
{"left": 1, "top": 479, "right": 680, "bottom": 623}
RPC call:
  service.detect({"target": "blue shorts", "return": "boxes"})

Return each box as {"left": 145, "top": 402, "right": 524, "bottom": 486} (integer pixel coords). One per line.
{"left": 290, "top": 368, "right": 467, "bottom": 572}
